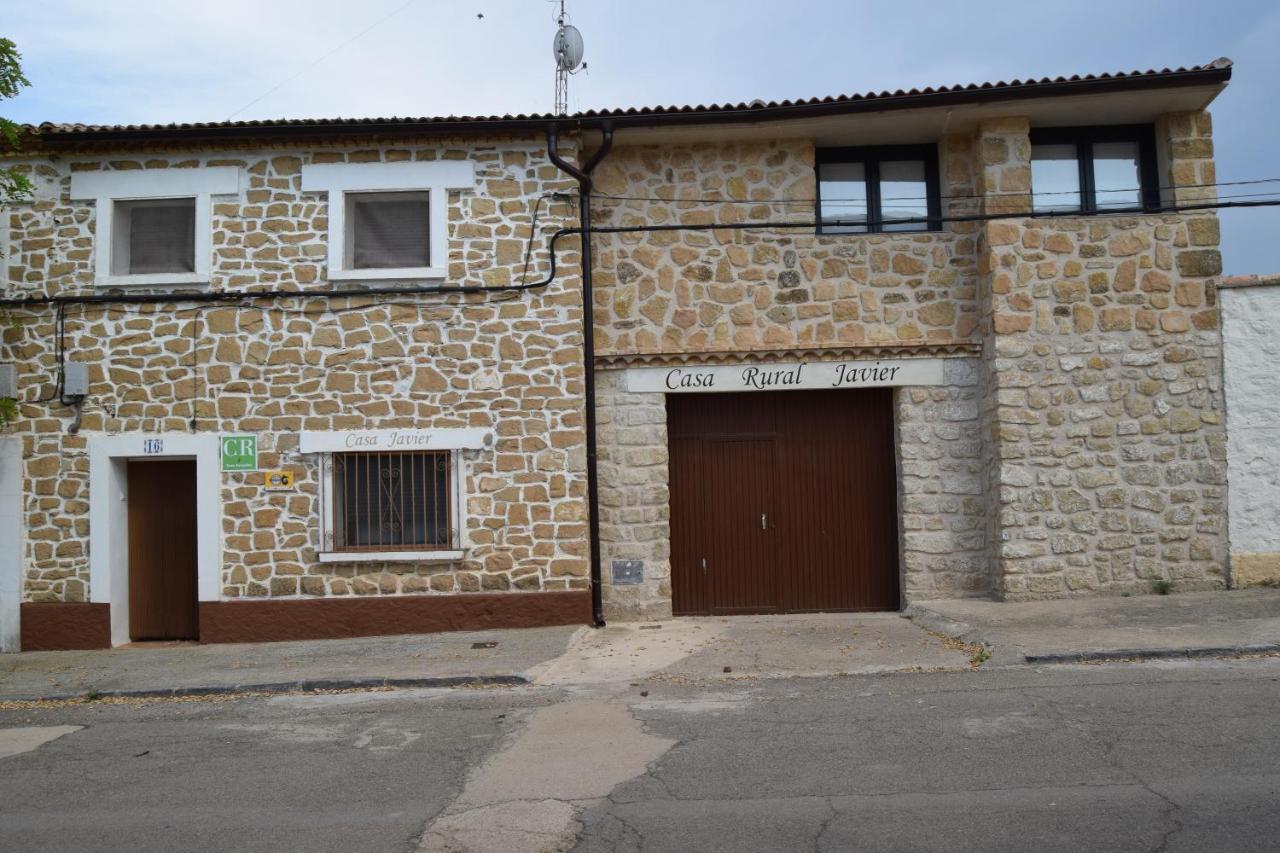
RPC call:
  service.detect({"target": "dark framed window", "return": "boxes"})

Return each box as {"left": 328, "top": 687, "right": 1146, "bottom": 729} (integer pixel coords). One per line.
{"left": 1030, "top": 125, "right": 1159, "bottom": 215}
{"left": 332, "top": 450, "right": 452, "bottom": 552}
{"left": 816, "top": 145, "right": 941, "bottom": 233}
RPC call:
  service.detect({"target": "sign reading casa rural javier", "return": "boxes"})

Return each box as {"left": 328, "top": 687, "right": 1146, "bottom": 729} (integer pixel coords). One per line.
{"left": 623, "top": 357, "right": 949, "bottom": 394}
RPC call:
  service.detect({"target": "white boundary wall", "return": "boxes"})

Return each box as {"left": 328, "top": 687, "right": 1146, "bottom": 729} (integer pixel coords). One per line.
{"left": 1221, "top": 280, "right": 1280, "bottom": 570}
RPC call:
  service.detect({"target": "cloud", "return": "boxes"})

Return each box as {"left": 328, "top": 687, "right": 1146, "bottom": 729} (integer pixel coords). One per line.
{"left": 4, "top": 0, "right": 1277, "bottom": 270}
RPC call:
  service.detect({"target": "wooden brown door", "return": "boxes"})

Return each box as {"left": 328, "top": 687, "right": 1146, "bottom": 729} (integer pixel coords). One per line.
{"left": 128, "top": 460, "right": 199, "bottom": 641}
{"left": 668, "top": 389, "right": 899, "bottom": 615}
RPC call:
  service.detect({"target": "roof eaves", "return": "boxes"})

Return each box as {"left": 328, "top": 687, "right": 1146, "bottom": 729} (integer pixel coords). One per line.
{"left": 19, "top": 60, "right": 1233, "bottom": 149}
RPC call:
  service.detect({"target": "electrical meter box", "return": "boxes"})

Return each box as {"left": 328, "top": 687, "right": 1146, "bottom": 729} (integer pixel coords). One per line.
{"left": 63, "top": 363, "right": 90, "bottom": 397}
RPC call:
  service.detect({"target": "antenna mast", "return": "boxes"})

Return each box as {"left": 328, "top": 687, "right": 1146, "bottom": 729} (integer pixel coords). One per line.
{"left": 552, "top": 0, "right": 585, "bottom": 115}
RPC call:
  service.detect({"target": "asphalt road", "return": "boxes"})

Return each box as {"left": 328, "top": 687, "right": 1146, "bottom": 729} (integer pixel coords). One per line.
{"left": 2, "top": 658, "right": 1278, "bottom": 852}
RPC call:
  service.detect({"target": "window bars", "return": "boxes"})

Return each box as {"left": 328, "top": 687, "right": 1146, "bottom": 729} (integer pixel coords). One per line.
{"left": 332, "top": 450, "right": 452, "bottom": 551}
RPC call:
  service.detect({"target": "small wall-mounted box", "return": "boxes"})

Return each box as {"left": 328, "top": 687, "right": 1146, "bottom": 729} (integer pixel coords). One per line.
{"left": 611, "top": 560, "right": 644, "bottom": 585}
{"left": 63, "top": 363, "right": 89, "bottom": 397}
{"left": 0, "top": 364, "right": 14, "bottom": 398}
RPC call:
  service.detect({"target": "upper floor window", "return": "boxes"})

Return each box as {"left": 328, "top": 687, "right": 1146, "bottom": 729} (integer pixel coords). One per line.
{"left": 112, "top": 198, "right": 195, "bottom": 276}
{"left": 816, "top": 145, "right": 941, "bottom": 233}
{"left": 70, "top": 166, "right": 241, "bottom": 287}
{"left": 1030, "top": 125, "right": 1159, "bottom": 215}
{"left": 346, "top": 191, "right": 431, "bottom": 269}
{"left": 301, "top": 160, "right": 476, "bottom": 283}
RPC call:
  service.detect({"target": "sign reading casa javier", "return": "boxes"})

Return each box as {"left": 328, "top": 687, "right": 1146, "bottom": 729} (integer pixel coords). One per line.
{"left": 298, "top": 427, "right": 494, "bottom": 454}
{"left": 624, "top": 357, "right": 949, "bottom": 394}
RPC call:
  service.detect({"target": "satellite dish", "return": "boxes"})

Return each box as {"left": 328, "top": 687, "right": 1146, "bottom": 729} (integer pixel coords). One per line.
{"left": 553, "top": 24, "right": 584, "bottom": 72}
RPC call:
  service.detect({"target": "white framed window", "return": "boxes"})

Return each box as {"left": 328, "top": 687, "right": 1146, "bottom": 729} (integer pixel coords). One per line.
{"left": 111, "top": 198, "right": 196, "bottom": 275}
{"left": 300, "top": 428, "right": 492, "bottom": 563}
{"left": 300, "top": 160, "right": 476, "bottom": 283}
{"left": 346, "top": 191, "right": 431, "bottom": 269}
{"left": 69, "top": 167, "right": 241, "bottom": 287}
{"left": 326, "top": 449, "right": 458, "bottom": 557}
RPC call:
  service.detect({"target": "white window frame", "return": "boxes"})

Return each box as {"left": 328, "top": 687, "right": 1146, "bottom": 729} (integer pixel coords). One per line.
{"left": 300, "top": 428, "right": 492, "bottom": 564}
{"left": 70, "top": 167, "right": 241, "bottom": 288}
{"left": 300, "top": 160, "right": 476, "bottom": 283}
{"left": 344, "top": 189, "right": 432, "bottom": 271}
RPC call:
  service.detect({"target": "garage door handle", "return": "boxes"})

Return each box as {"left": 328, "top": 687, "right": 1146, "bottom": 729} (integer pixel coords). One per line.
{"left": 701, "top": 557, "right": 707, "bottom": 574}
{"left": 761, "top": 513, "right": 767, "bottom": 530}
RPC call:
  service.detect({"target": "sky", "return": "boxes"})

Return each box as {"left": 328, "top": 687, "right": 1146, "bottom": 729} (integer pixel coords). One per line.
{"left": 4, "top": 0, "right": 1278, "bottom": 273}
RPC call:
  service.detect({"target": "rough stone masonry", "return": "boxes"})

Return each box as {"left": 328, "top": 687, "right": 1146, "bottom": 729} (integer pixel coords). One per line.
{"left": 591, "top": 112, "right": 1228, "bottom": 618}
{"left": 2, "top": 139, "right": 591, "bottom": 606}
{"left": 0, "top": 91, "right": 1241, "bottom": 635}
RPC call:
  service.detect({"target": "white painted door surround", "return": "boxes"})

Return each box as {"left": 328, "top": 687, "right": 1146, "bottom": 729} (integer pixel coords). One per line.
{"left": 88, "top": 434, "right": 221, "bottom": 647}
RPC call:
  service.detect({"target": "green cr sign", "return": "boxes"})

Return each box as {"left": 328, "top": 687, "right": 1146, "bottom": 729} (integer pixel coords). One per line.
{"left": 221, "top": 435, "right": 258, "bottom": 472}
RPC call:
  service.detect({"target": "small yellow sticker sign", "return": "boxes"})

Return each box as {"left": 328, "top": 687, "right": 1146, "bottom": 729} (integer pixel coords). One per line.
{"left": 263, "top": 469, "right": 295, "bottom": 491}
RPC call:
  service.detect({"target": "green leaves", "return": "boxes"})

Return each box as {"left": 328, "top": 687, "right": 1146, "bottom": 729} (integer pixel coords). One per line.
{"left": 0, "top": 38, "right": 30, "bottom": 101}
{"left": 0, "top": 37, "right": 28, "bottom": 427}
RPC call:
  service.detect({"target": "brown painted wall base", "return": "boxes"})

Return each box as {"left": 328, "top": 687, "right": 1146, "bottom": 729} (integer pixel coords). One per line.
{"left": 17, "top": 592, "right": 591, "bottom": 650}
{"left": 21, "top": 603, "right": 111, "bottom": 651}
{"left": 197, "top": 591, "right": 592, "bottom": 644}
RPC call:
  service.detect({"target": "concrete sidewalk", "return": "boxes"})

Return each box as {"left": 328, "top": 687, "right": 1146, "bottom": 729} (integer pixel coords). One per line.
{"left": 0, "top": 626, "right": 580, "bottom": 701}
{"left": 529, "top": 613, "right": 980, "bottom": 687}
{"left": 19, "top": 590, "right": 1274, "bottom": 701}
{"left": 906, "top": 588, "right": 1280, "bottom": 665}
{"left": 0, "top": 612, "right": 982, "bottom": 702}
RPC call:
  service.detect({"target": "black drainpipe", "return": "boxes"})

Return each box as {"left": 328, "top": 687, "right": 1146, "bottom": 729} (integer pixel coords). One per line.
{"left": 547, "top": 121, "right": 614, "bottom": 628}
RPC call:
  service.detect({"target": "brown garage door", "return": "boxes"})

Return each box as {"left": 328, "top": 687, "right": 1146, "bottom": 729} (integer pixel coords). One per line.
{"left": 668, "top": 389, "right": 899, "bottom": 615}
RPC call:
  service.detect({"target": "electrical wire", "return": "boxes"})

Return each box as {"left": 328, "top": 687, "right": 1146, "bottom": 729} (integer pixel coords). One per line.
{"left": 223, "top": 0, "right": 420, "bottom": 121}
{"left": 5, "top": 193, "right": 1279, "bottom": 415}
{"left": 592, "top": 176, "right": 1280, "bottom": 206}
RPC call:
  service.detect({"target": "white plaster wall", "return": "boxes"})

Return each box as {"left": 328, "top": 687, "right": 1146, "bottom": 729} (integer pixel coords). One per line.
{"left": 0, "top": 437, "right": 21, "bottom": 652}
{"left": 1222, "top": 285, "right": 1280, "bottom": 553}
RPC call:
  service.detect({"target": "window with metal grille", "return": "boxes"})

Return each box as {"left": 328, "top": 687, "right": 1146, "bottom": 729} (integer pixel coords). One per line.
{"left": 332, "top": 451, "right": 452, "bottom": 551}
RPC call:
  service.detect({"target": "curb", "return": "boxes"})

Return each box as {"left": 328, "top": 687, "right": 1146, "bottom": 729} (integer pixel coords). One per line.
{"left": 903, "top": 605, "right": 1280, "bottom": 667}
{"left": 5, "top": 674, "right": 529, "bottom": 703}
{"left": 901, "top": 603, "right": 988, "bottom": 647}
{"left": 1024, "top": 643, "right": 1280, "bottom": 664}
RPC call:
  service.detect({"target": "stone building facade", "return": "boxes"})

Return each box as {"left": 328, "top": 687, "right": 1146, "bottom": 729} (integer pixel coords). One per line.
{"left": 0, "top": 59, "right": 1249, "bottom": 648}
{"left": 1, "top": 135, "right": 594, "bottom": 649}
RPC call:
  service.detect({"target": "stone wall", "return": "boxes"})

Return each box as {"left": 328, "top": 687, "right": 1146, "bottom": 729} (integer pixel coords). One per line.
{"left": 3, "top": 111, "right": 1234, "bottom": 619}
{"left": 897, "top": 358, "right": 987, "bottom": 598}
{"left": 594, "top": 369, "right": 672, "bottom": 619}
{"left": 1220, "top": 277, "right": 1280, "bottom": 587}
{"left": 978, "top": 212, "right": 1228, "bottom": 597}
{"left": 972, "top": 111, "right": 1229, "bottom": 598}
{"left": 590, "top": 140, "right": 981, "bottom": 355}
{"left": 589, "top": 139, "right": 989, "bottom": 617}
{"left": 1, "top": 138, "right": 590, "bottom": 602}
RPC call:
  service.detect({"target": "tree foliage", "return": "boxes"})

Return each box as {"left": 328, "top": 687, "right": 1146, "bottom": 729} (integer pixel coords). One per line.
{"left": 0, "top": 37, "right": 30, "bottom": 427}
{"left": 0, "top": 38, "right": 31, "bottom": 204}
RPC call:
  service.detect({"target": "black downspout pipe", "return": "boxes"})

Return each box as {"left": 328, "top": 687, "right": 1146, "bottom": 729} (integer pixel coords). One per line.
{"left": 547, "top": 121, "right": 613, "bottom": 628}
